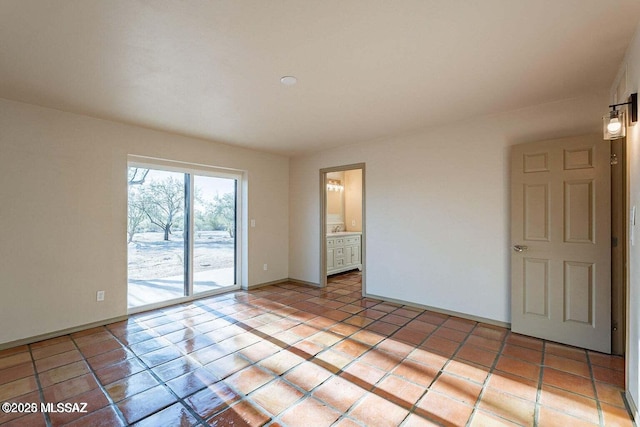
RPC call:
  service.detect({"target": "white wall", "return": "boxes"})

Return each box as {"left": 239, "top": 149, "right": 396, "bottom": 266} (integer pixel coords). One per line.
{"left": 0, "top": 98, "right": 289, "bottom": 346}
{"left": 290, "top": 91, "right": 608, "bottom": 324}
{"left": 612, "top": 23, "right": 640, "bottom": 421}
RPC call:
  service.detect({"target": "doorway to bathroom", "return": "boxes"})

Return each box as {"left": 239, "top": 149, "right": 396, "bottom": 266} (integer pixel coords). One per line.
{"left": 320, "top": 163, "right": 365, "bottom": 295}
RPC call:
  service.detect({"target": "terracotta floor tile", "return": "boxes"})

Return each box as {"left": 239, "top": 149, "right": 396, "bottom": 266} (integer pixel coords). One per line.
{"left": 226, "top": 366, "right": 274, "bottom": 394}
{"left": 283, "top": 362, "right": 332, "bottom": 391}
{"left": 31, "top": 340, "right": 76, "bottom": 360}
{"left": 465, "top": 335, "right": 502, "bottom": 352}
{"left": 589, "top": 351, "right": 625, "bottom": 371}
{"left": 116, "top": 385, "right": 177, "bottom": 425}
{"left": 364, "top": 321, "right": 400, "bottom": 336}
{"left": 537, "top": 405, "right": 599, "bottom": 427}
{"left": 471, "top": 325, "right": 507, "bottom": 342}
{"left": 0, "top": 272, "right": 631, "bottom": 427}
{"left": 2, "top": 411, "right": 47, "bottom": 427}
{"left": 0, "top": 376, "right": 38, "bottom": 401}
{"left": 432, "top": 327, "right": 468, "bottom": 343}
{"left": 444, "top": 359, "right": 490, "bottom": 384}
{"left": 539, "top": 384, "right": 599, "bottom": 424}
{"left": 392, "top": 359, "right": 438, "bottom": 387}
{"left": 477, "top": 388, "right": 535, "bottom": 425}
{"left": 0, "top": 345, "right": 28, "bottom": 359}
{"left": 0, "top": 352, "right": 31, "bottom": 370}
{"left": 39, "top": 360, "right": 90, "bottom": 388}
{"left": 78, "top": 338, "right": 123, "bottom": 358}
{"left": 416, "top": 312, "right": 448, "bottom": 326}
{"left": 392, "top": 328, "right": 429, "bottom": 346}
{"left": 30, "top": 336, "right": 71, "bottom": 349}
{"left": 595, "top": 381, "right": 626, "bottom": 408}
{"left": 420, "top": 336, "right": 459, "bottom": 357}
{"left": 542, "top": 367, "right": 595, "bottom": 398}
{"left": 469, "top": 410, "right": 521, "bottom": 426}
{"left": 545, "top": 342, "right": 587, "bottom": 362}
{"left": 592, "top": 364, "right": 625, "bottom": 388}
{"left": 332, "top": 338, "right": 370, "bottom": 358}
{"left": 340, "top": 361, "right": 386, "bottom": 389}
{"left": 501, "top": 343, "right": 542, "bottom": 364}
{"left": 166, "top": 367, "right": 218, "bottom": 398}
{"left": 544, "top": 353, "right": 590, "bottom": 378}
{"left": 139, "top": 345, "right": 184, "bottom": 367}
{"left": 456, "top": 344, "right": 498, "bottom": 367}
{"left": 486, "top": 371, "right": 538, "bottom": 401}
{"left": 377, "top": 338, "right": 416, "bottom": 358}
{"left": 185, "top": 382, "right": 241, "bottom": 419}
{"left": 86, "top": 348, "right": 133, "bottom": 371}
{"left": 48, "top": 387, "right": 110, "bottom": 426}
{"left": 349, "top": 392, "right": 410, "bottom": 427}
{"left": 62, "top": 405, "right": 126, "bottom": 427}
{"left": 0, "top": 391, "right": 40, "bottom": 425}
{"left": 495, "top": 355, "right": 540, "bottom": 381}
{"left": 250, "top": 379, "right": 304, "bottom": 416}
{"left": 205, "top": 353, "right": 251, "bottom": 380}
{"left": 209, "top": 400, "right": 271, "bottom": 426}
{"left": 374, "top": 374, "right": 426, "bottom": 407}
{"left": 308, "top": 331, "right": 343, "bottom": 347}
{"left": 34, "top": 349, "right": 83, "bottom": 372}
{"left": 0, "top": 362, "right": 35, "bottom": 386}
{"left": 415, "top": 391, "right": 474, "bottom": 427}
{"left": 505, "top": 333, "right": 543, "bottom": 351}
{"left": 105, "top": 370, "right": 159, "bottom": 402}
{"left": 601, "top": 402, "right": 635, "bottom": 427}
{"left": 430, "top": 372, "right": 482, "bottom": 405}
{"left": 280, "top": 397, "right": 341, "bottom": 427}
{"left": 313, "top": 376, "right": 367, "bottom": 412}
{"left": 133, "top": 402, "right": 196, "bottom": 427}
{"left": 442, "top": 318, "right": 476, "bottom": 333}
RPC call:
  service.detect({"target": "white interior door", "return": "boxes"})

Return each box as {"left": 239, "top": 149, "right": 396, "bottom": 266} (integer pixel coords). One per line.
{"left": 511, "top": 135, "right": 611, "bottom": 353}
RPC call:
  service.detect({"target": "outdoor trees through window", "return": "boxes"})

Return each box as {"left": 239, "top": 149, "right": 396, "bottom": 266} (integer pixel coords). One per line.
{"left": 127, "top": 165, "right": 239, "bottom": 308}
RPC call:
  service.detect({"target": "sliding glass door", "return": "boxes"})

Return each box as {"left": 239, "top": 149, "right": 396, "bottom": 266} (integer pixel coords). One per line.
{"left": 193, "top": 175, "right": 236, "bottom": 294}
{"left": 127, "top": 163, "right": 240, "bottom": 309}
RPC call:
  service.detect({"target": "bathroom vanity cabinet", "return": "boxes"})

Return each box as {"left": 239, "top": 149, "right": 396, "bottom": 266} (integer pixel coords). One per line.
{"left": 327, "top": 232, "right": 362, "bottom": 275}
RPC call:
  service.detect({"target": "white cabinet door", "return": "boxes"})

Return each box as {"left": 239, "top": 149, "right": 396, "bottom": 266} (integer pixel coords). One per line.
{"left": 327, "top": 247, "right": 335, "bottom": 270}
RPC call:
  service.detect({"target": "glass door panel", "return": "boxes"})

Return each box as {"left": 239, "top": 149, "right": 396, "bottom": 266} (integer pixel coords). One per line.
{"left": 127, "top": 168, "right": 187, "bottom": 308}
{"left": 193, "top": 175, "right": 237, "bottom": 294}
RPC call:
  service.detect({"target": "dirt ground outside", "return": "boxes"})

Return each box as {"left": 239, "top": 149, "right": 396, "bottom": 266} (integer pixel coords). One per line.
{"left": 128, "top": 231, "right": 234, "bottom": 280}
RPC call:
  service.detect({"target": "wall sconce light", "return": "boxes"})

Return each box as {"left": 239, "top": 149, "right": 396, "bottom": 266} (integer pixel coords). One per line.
{"left": 327, "top": 179, "right": 344, "bottom": 192}
{"left": 603, "top": 93, "right": 637, "bottom": 140}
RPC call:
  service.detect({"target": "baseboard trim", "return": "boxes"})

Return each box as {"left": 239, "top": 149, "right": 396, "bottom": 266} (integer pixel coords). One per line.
{"left": 0, "top": 315, "right": 129, "bottom": 351}
{"left": 625, "top": 390, "right": 638, "bottom": 423}
{"left": 364, "top": 292, "right": 511, "bottom": 329}
{"left": 248, "top": 278, "right": 291, "bottom": 289}
{"left": 286, "top": 278, "right": 322, "bottom": 288}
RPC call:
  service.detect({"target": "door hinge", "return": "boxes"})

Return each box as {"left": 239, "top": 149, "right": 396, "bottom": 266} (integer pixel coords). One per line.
{"left": 611, "top": 153, "right": 618, "bottom": 165}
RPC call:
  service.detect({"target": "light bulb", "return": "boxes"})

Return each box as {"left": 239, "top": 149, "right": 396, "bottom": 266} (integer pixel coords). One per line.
{"left": 607, "top": 117, "right": 622, "bottom": 134}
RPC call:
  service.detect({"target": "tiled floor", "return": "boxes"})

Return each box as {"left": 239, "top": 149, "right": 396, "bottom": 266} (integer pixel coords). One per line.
{"left": 0, "top": 272, "right": 632, "bottom": 426}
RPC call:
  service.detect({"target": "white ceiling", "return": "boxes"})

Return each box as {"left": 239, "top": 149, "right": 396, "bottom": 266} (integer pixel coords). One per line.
{"left": 1, "top": 1, "right": 639, "bottom": 156}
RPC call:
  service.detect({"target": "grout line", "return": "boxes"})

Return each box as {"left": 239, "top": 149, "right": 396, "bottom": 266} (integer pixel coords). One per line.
{"left": 102, "top": 327, "right": 209, "bottom": 426}
{"left": 67, "top": 331, "right": 130, "bottom": 426}
{"left": 533, "top": 340, "right": 546, "bottom": 426}
{"left": 585, "top": 350, "right": 606, "bottom": 427}
{"left": 27, "top": 344, "right": 52, "bottom": 427}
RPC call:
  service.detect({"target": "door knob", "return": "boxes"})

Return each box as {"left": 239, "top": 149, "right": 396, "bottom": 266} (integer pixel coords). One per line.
{"left": 513, "top": 245, "right": 528, "bottom": 253}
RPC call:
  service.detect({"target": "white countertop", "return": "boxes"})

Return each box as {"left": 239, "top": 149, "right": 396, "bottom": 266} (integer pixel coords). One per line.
{"left": 326, "top": 231, "right": 362, "bottom": 237}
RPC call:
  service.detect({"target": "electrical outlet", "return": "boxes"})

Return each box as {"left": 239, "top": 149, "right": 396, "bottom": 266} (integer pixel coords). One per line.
{"left": 263, "top": 264, "right": 268, "bottom": 271}
{"left": 96, "top": 291, "right": 105, "bottom": 302}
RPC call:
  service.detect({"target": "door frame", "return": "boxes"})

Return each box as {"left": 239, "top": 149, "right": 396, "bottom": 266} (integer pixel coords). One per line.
{"left": 611, "top": 138, "right": 627, "bottom": 355}
{"left": 319, "top": 163, "right": 366, "bottom": 293}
